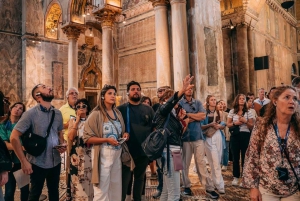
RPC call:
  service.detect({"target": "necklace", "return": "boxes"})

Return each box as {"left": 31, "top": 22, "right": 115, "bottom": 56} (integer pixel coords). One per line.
{"left": 105, "top": 109, "right": 117, "bottom": 121}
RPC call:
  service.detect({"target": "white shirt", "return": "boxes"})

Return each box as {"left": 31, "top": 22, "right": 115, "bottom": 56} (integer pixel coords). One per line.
{"left": 228, "top": 109, "right": 254, "bottom": 133}
{"left": 254, "top": 97, "right": 270, "bottom": 106}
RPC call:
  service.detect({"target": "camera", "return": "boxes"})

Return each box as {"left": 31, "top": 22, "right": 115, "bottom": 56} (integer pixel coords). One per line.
{"left": 276, "top": 166, "right": 289, "bottom": 181}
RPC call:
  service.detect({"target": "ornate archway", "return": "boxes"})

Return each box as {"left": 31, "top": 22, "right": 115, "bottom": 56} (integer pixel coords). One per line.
{"left": 80, "top": 56, "right": 102, "bottom": 89}
{"left": 45, "top": 2, "right": 62, "bottom": 39}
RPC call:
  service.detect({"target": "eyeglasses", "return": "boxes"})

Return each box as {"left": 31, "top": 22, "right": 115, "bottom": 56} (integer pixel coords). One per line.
{"left": 76, "top": 104, "right": 87, "bottom": 109}
{"left": 158, "top": 89, "right": 166, "bottom": 93}
{"left": 69, "top": 92, "right": 78, "bottom": 96}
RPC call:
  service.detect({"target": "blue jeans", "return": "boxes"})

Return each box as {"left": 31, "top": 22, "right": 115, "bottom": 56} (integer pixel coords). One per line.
{"left": 157, "top": 150, "right": 180, "bottom": 201}
{"left": 222, "top": 141, "right": 230, "bottom": 166}
{"left": 5, "top": 163, "right": 29, "bottom": 201}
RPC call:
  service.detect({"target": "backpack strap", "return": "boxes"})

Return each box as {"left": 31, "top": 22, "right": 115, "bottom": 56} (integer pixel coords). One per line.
{"left": 45, "top": 110, "right": 55, "bottom": 138}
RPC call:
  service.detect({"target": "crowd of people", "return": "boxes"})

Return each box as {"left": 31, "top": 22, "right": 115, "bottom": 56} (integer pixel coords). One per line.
{"left": 0, "top": 75, "right": 300, "bottom": 201}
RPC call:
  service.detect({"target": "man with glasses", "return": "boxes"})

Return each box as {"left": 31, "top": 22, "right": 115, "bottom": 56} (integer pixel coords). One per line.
{"left": 179, "top": 88, "right": 219, "bottom": 199}
{"left": 59, "top": 87, "right": 79, "bottom": 141}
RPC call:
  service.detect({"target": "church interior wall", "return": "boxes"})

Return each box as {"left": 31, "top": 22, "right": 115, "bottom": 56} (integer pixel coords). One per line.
{"left": 253, "top": 3, "right": 297, "bottom": 90}
{"left": 0, "top": 0, "right": 23, "bottom": 104}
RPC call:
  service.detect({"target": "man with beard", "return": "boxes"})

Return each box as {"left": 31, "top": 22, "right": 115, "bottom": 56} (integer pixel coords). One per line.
{"left": 118, "top": 81, "right": 155, "bottom": 201}
{"left": 10, "top": 84, "right": 66, "bottom": 201}
{"left": 59, "top": 87, "right": 78, "bottom": 141}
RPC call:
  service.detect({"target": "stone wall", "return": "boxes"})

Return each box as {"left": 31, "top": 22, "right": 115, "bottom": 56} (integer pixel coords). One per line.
{"left": 187, "top": 0, "right": 226, "bottom": 102}
{"left": 117, "top": 3, "right": 156, "bottom": 103}
{"left": 0, "top": 0, "right": 22, "bottom": 103}
{"left": 253, "top": 3, "right": 297, "bottom": 89}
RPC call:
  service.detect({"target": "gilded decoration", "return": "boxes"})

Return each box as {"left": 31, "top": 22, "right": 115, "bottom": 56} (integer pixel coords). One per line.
{"left": 62, "top": 23, "right": 86, "bottom": 40}
{"left": 95, "top": 9, "right": 117, "bottom": 27}
{"left": 71, "top": 0, "right": 87, "bottom": 24}
{"left": 149, "top": 0, "right": 169, "bottom": 7}
{"left": 45, "top": 3, "right": 62, "bottom": 39}
{"left": 85, "top": 36, "right": 94, "bottom": 46}
{"left": 80, "top": 57, "right": 102, "bottom": 89}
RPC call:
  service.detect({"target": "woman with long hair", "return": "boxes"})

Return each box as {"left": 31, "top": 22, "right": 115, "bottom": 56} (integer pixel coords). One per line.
{"left": 67, "top": 98, "right": 93, "bottom": 200}
{"left": 83, "top": 85, "right": 130, "bottom": 201}
{"left": 242, "top": 86, "right": 300, "bottom": 200}
{"left": 0, "top": 102, "right": 28, "bottom": 201}
{"left": 201, "top": 96, "right": 225, "bottom": 194}
{"left": 227, "top": 94, "right": 254, "bottom": 186}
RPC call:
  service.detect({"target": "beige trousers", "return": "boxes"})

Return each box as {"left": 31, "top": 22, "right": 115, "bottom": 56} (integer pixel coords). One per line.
{"left": 259, "top": 186, "right": 300, "bottom": 201}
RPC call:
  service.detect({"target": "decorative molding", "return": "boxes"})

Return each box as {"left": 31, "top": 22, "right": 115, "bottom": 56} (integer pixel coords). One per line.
{"left": 95, "top": 9, "right": 117, "bottom": 28}
{"left": 118, "top": 1, "right": 153, "bottom": 21}
{"left": 149, "top": 0, "right": 169, "bottom": 7}
{"left": 265, "top": 0, "right": 297, "bottom": 26}
{"left": 61, "top": 22, "right": 86, "bottom": 40}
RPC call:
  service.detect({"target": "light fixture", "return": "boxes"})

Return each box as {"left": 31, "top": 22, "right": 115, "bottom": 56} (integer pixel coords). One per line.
{"left": 89, "top": 27, "right": 93, "bottom": 36}
{"left": 230, "top": 19, "right": 234, "bottom": 29}
{"left": 122, "top": 14, "right": 126, "bottom": 24}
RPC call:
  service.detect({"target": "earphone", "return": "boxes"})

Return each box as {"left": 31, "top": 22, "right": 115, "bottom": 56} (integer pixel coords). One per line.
{"left": 36, "top": 92, "right": 41, "bottom": 96}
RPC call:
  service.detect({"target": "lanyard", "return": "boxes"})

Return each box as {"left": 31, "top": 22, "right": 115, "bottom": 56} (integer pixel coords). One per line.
{"left": 126, "top": 104, "right": 130, "bottom": 133}
{"left": 273, "top": 124, "right": 290, "bottom": 165}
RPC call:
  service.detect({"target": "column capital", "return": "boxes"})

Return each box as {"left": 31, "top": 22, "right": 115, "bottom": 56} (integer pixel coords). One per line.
{"left": 61, "top": 22, "right": 85, "bottom": 40}
{"left": 170, "top": 0, "right": 186, "bottom": 5}
{"left": 95, "top": 9, "right": 117, "bottom": 28}
{"left": 149, "top": 0, "right": 169, "bottom": 7}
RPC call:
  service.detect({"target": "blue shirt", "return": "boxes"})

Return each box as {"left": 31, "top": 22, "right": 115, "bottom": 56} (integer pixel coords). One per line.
{"left": 179, "top": 98, "right": 205, "bottom": 141}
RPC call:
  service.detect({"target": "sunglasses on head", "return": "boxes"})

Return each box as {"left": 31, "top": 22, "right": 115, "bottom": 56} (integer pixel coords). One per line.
{"left": 76, "top": 104, "right": 87, "bottom": 109}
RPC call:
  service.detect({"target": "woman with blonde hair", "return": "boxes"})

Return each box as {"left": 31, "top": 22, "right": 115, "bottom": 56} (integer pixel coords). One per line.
{"left": 201, "top": 95, "right": 225, "bottom": 194}
{"left": 242, "top": 86, "right": 300, "bottom": 200}
{"left": 83, "top": 85, "right": 131, "bottom": 201}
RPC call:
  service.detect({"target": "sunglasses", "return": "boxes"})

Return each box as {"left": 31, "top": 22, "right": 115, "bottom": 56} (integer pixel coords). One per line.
{"left": 76, "top": 104, "right": 87, "bottom": 109}
{"left": 69, "top": 92, "right": 78, "bottom": 96}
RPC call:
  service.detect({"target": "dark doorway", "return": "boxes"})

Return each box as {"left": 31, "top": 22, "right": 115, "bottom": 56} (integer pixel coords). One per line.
{"left": 85, "top": 92, "right": 98, "bottom": 111}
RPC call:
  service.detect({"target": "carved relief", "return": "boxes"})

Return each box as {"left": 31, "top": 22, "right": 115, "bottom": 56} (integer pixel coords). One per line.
{"left": 45, "top": 3, "right": 62, "bottom": 39}
{"left": 95, "top": 9, "right": 117, "bottom": 28}
{"left": 52, "top": 61, "right": 64, "bottom": 99}
{"left": 80, "top": 57, "right": 102, "bottom": 89}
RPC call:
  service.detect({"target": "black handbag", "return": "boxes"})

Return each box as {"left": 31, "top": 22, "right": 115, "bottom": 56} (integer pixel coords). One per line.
{"left": 21, "top": 110, "right": 55, "bottom": 157}
{"left": 229, "top": 125, "right": 240, "bottom": 135}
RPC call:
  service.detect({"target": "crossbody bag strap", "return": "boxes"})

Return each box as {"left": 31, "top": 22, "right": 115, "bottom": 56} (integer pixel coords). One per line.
{"left": 45, "top": 110, "right": 55, "bottom": 138}
{"left": 283, "top": 149, "right": 300, "bottom": 189}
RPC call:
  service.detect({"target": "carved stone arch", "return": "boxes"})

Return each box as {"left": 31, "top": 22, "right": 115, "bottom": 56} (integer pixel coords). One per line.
{"left": 80, "top": 57, "right": 102, "bottom": 89}
{"left": 45, "top": 1, "right": 62, "bottom": 39}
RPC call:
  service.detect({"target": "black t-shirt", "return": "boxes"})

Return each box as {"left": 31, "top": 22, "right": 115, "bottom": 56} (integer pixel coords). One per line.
{"left": 117, "top": 103, "right": 155, "bottom": 157}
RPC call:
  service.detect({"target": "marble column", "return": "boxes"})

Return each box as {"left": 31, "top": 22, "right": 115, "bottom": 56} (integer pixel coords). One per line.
{"left": 97, "top": 10, "right": 115, "bottom": 86}
{"left": 170, "top": 0, "right": 189, "bottom": 89}
{"left": 247, "top": 26, "right": 256, "bottom": 93}
{"left": 62, "top": 24, "right": 85, "bottom": 89}
{"left": 150, "top": 0, "right": 171, "bottom": 88}
{"left": 237, "top": 25, "right": 250, "bottom": 94}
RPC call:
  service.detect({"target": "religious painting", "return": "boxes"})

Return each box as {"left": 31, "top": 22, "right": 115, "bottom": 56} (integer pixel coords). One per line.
{"left": 85, "top": 36, "right": 94, "bottom": 46}
{"left": 52, "top": 61, "right": 64, "bottom": 99}
{"left": 84, "top": 71, "right": 98, "bottom": 88}
{"left": 45, "top": 3, "right": 62, "bottom": 39}
{"left": 70, "top": 0, "right": 87, "bottom": 24}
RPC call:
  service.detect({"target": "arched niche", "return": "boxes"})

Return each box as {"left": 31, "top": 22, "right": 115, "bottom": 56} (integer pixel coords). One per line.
{"left": 80, "top": 57, "right": 102, "bottom": 89}
{"left": 45, "top": 2, "right": 62, "bottom": 39}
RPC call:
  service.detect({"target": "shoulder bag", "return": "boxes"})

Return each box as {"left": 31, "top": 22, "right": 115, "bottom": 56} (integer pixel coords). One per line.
{"left": 21, "top": 110, "right": 55, "bottom": 157}
{"left": 204, "top": 112, "right": 217, "bottom": 138}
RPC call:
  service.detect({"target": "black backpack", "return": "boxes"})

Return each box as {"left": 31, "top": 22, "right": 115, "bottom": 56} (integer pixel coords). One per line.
{"left": 142, "top": 114, "right": 170, "bottom": 161}
{"left": 0, "top": 137, "right": 13, "bottom": 172}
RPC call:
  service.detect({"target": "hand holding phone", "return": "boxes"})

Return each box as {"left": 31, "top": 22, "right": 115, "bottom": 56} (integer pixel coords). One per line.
{"left": 117, "top": 138, "right": 127, "bottom": 145}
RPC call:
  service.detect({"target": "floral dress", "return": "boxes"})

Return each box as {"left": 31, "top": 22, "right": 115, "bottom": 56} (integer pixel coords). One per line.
{"left": 67, "top": 120, "right": 93, "bottom": 201}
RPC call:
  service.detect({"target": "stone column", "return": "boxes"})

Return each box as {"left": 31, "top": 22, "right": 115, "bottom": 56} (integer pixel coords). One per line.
{"left": 150, "top": 0, "right": 171, "bottom": 88}
{"left": 97, "top": 10, "right": 115, "bottom": 86}
{"left": 62, "top": 24, "right": 85, "bottom": 89}
{"left": 236, "top": 25, "right": 250, "bottom": 94}
{"left": 170, "top": 0, "right": 189, "bottom": 89}
{"left": 247, "top": 26, "right": 256, "bottom": 93}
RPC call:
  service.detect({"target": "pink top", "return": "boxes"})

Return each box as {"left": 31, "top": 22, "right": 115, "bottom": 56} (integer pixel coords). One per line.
{"left": 241, "top": 120, "right": 300, "bottom": 196}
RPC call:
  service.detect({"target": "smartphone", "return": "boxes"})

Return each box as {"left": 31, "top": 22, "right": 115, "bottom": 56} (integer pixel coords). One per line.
{"left": 117, "top": 138, "right": 127, "bottom": 144}
{"left": 53, "top": 144, "right": 67, "bottom": 149}
{"left": 70, "top": 115, "right": 76, "bottom": 120}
